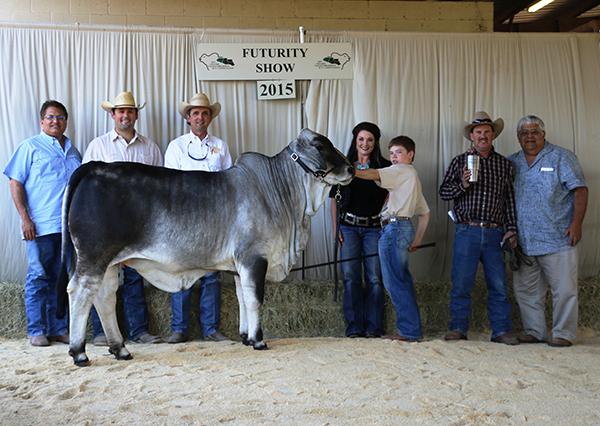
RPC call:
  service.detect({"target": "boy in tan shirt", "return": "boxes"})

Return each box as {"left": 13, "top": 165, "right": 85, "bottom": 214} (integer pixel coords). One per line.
{"left": 355, "top": 136, "right": 430, "bottom": 341}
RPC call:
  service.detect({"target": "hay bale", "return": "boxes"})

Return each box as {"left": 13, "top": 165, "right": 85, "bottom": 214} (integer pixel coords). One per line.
{"left": 0, "top": 282, "right": 27, "bottom": 338}
{"left": 1, "top": 275, "right": 599, "bottom": 340}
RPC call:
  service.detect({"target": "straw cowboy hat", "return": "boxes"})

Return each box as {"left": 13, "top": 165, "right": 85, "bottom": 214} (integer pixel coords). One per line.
{"left": 463, "top": 111, "right": 504, "bottom": 140}
{"left": 179, "top": 93, "right": 221, "bottom": 119}
{"left": 101, "top": 91, "right": 146, "bottom": 112}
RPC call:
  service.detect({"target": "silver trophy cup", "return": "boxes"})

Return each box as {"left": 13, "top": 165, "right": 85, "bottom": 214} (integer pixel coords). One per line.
{"left": 467, "top": 155, "right": 480, "bottom": 182}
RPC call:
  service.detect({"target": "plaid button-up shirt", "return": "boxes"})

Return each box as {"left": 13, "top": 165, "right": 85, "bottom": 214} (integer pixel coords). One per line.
{"left": 439, "top": 146, "right": 517, "bottom": 232}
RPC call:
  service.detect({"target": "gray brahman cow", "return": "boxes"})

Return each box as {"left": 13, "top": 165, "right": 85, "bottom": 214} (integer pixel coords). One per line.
{"left": 57, "top": 129, "right": 353, "bottom": 366}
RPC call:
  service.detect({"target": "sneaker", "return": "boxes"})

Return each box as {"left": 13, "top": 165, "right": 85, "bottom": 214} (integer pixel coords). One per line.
{"left": 30, "top": 335, "right": 50, "bottom": 347}
{"left": 204, "top": 331, "right": 228, "bottom": 342}
{"left": 132, "top": 332, "right": 162, "bottom": 344}
{"left": 93, "top": 335, "right": 109, "bottom": 347}
{"left": 166, "top": 332, "right": 189, "bottom": 344}
{"left": 49, "top": 334, "right": 70, "bottom": 344}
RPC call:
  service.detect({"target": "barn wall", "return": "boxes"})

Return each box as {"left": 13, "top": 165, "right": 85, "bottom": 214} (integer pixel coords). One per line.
{"left": 1, "top": 1, "right": 493, "bottom": 33}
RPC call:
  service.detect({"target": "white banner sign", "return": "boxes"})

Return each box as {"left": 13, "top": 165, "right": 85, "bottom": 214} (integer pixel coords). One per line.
{"left": 195, "top": 43, "right": 353, "bottom": 80}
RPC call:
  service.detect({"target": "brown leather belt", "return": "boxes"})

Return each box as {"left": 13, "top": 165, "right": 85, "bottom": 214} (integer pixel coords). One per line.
{"left": 381, "top": 216, "right": 411, "bottom": 227}
{"left": 465, "top": 221, "right": 501, "bottom": 228}
{"left": 342, "top": 212, "right": 381, "bottom": 227}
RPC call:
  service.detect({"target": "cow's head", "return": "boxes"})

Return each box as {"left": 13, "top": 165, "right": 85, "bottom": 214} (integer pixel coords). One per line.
{"left": 288, "top": 129, "right": 354, "bottom": 186}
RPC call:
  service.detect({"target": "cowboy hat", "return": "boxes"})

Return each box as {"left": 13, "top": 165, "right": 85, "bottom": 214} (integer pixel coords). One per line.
{"left": 463, "top": 111, "right": 504, "bottom": 140}
{"left": 179, "top": 93, "right": 221, "bottom": 119}
{"left": 100, "top": 91, "right": 146, "bottom": 112}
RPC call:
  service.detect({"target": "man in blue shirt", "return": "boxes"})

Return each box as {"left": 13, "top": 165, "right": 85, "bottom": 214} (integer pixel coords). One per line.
{"left": 509, "top": 115, "right": 588, "bottom": 347}
{"left": 4, "top": 100, "right": 82, "bottom": 347}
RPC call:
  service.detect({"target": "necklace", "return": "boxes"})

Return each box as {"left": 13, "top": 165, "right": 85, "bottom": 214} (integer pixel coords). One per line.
{"left": 355, "top": 161, "right": 370, "bottom": 170}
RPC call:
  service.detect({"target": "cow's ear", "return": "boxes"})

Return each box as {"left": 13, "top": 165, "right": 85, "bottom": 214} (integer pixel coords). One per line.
{"left": 309, "top": 135, "right": 328, "bottom": 150}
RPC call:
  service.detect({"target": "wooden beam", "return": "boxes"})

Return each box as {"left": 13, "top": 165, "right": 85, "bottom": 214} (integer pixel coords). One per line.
{"left": 495, "top": 17, "right": 600, "bottom": 33}
{"left": 543, "top": 0, "right": 600, "bottom": 20}
{"left": 494, "top": 0, "right": 536, "bottom": 26}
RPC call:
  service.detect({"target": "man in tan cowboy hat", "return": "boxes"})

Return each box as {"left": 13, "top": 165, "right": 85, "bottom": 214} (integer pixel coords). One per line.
{"left": 439, "top": 111, "right": 519, "bottom": 345}
{"left": 164, "top": 92, "right": 232, "bottom": 344}
{"left": 83, "top": 90, "right": 163, "bottom": 346}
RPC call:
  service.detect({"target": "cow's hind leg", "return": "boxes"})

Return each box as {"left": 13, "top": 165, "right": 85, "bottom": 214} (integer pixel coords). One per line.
{"left": 234, "top": 275, "right": 250, "bottom": 345}
{"left": 68, "top": 273, "right": 102, "bottom": 366}
{"left": 94, "top": 265, "right": 132, "bottom": 361}
{"left": 237, "top": 257, "right": 268, "bottom": 350}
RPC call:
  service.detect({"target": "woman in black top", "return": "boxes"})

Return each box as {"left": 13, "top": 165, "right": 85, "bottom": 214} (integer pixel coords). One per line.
{"left": 330, "top": 122, "right": 390, "bottom": 337}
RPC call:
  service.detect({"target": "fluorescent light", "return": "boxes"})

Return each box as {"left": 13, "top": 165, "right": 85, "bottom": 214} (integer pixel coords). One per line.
{"left": 528, "top": 0, "right": 555, "bottom": 13}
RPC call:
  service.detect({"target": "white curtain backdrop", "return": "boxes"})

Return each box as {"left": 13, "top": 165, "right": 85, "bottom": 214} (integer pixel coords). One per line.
{"left": 1, "top": 25, "right": 598, "bottom": 282}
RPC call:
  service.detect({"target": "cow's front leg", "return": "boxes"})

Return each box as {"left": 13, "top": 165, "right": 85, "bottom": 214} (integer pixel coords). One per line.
{"left": 94, "top": 266, "right": 131, "bottom": 361}
{"left": 238, "top": 257, "right": 268, "bottom": 350}
{"left": 234, "top": 275, "right": 250, "bottom": 345}
{"left": 67, "top": 273, "right": 100, "bottom": 367}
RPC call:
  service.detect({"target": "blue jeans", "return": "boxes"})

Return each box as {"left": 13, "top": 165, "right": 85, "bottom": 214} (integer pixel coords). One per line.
{"left": 25, "top": 233, "right": 68, "bottom": 337}
{"left": 449, "top": 224, "right": 512, "bottom": 338}
{"left": 171, "top": 272, "right": 221, "bottom": 336}
{"left": 339, "top": 224, "right": 384, "bottom": 336}
{"left": 91, "top": 266, "right": 150, "bottom": 340}
{"left": 378, "top": 221, "right": 422, "bottom": 339}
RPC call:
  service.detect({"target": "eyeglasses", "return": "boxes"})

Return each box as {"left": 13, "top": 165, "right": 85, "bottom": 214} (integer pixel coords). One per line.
{"left": 518, "top": 130, "right": 543, "bottom": 137}
{"left": 187, "top": 140, "right": 209, "bottom": 161}
{"left": 472, "top": 118, "right": 492, "bottom": 124}
{"left": 44, "top": 115, "right": 67, "bottom": 121}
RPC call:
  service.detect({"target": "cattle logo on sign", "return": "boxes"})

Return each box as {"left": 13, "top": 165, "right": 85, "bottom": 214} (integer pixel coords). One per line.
{"left": 317, "top": 52, "right": 351, "bottom": 70}
{"left": 200, "top": 52, "right": 236, "bottom": 70}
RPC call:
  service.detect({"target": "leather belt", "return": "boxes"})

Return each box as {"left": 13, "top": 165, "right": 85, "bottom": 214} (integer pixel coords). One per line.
{"left": 342, "top": 212, "right": 381, "bottom": 227}
{"left": 381, "top": 216, "right": 411, "bottom": 227}
{"left": 465, "top": 221, "right": 501, "bottom": 228}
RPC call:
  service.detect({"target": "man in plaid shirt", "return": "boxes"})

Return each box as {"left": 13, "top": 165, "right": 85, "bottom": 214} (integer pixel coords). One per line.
{"left": 439, "top": 111, "right": 519, "bottom": 345}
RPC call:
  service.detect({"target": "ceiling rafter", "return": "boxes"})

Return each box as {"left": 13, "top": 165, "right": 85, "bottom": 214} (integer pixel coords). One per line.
{"left": 493, "top": 0, "right": 600, "bottom": 32}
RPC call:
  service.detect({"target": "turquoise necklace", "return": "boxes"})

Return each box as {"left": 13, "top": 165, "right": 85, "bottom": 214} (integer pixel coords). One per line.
{"left": 355, "top": 161, "right": 370, "bottom": 170}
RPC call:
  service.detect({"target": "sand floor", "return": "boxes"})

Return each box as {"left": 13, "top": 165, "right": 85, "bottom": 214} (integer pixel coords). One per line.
{"left": 1, "top": 330, "right": 600, "bottom": 425}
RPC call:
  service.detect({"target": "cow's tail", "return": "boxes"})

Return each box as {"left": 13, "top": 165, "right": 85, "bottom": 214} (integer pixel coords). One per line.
{"left": 56, "top": 164, "right": 90, "bottom": 319}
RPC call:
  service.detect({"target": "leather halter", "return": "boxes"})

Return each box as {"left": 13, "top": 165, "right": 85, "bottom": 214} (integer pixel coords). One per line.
{"left": 286, "top": 146, "right": 335, "bottom": 181}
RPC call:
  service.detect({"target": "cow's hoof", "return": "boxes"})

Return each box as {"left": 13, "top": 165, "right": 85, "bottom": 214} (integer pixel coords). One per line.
{"left": 253, "top": 341, "right": 268, "bottom": 350}
{"left": 72, "top": 354, "right": 90, "bottom": 367}
{"left": 240, "top": 333, "right": 250, "bottom": 346}
{"left": 109, "top": 345, "right": 133, "bottom": 361}
{"left": 69, "top": 346, "right": 90, "bottom": 367}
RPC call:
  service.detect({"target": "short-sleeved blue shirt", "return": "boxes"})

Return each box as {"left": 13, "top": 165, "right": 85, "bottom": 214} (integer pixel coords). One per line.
{"left": 509, "top": 141, "right": 586, "bottom": 256}
{"left": 4, "top": 132, "right": 82, "bottom": 237}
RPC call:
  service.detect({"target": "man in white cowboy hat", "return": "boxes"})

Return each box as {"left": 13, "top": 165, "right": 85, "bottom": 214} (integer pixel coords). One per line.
{"left": 163, "top": 92, "right": 232, "bottom": 343}
{"left": 83, "top": 90, "right": 163, "bottom": 345}
{"left": 439, "top": 111, "right": 519, "bottom": 345}
{"left": 509, "top": 115, "right": 588, "bottom": 347}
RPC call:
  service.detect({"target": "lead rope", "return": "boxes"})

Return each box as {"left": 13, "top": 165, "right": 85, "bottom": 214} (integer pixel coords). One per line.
{"left": 333, "top": 185, "right": 342, "bottom": 302}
